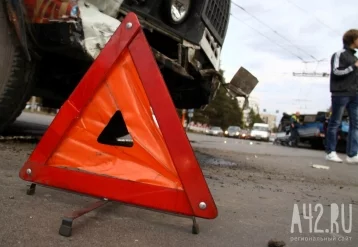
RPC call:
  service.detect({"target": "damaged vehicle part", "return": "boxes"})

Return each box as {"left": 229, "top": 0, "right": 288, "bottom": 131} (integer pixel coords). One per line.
{"left": 224, "top": 67, "right": 259, "bottom": 98}
{"left": 223, "top": 67, "right": 259, "bottom": 110}
{"left": 0, "top": 0, "right": 258, "bottom": 132}
{"left": 118, "top": 0, "right": 233, "bottom": 109}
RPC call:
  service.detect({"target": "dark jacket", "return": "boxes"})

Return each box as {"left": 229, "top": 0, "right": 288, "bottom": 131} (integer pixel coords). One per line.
{"left": 330, "top": 46, "right": 358, "bottom": 96}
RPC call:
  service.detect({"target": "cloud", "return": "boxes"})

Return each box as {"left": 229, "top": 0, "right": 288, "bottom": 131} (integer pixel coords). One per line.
{"left": 221, "top": 0, "right": 358, "bottom": 117}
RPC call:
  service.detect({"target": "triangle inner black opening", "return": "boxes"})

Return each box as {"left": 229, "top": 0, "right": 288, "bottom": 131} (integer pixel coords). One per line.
{"left": 97, "top": 110, "right": 134, "bottom": 147}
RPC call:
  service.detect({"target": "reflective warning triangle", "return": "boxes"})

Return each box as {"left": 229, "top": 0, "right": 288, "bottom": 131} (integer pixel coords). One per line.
{"left": 19, "top": 13, "right": 218, "bottom": 219}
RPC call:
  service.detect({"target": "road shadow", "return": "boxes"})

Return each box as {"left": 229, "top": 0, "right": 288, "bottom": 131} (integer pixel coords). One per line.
{"left": 1, "top": 121, "right": 48, "bottom": 137}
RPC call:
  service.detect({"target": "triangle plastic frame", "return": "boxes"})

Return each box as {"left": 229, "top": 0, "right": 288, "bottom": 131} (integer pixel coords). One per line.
{"left": 19, "top": 12, "right": 218, "bottom": 220}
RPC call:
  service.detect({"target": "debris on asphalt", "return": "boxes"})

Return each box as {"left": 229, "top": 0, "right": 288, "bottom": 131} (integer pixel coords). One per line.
{"left": 311, "top": 164, "right": 330, "bottom": 170}
{"left": 205, "top": 175, "right": 220, "bottom": 181}
{"left": 249, "top": 142, "right": 253, "bottom": 145}
{"left": 0, "top": 135, "right": 40, "bottom": 143}
{"left": 196, "top": 152, "right": 239, "bottom": 167}
{"left": 201, "top": 157, "right": 238, "bottom": 167}
{"left": 268, "top": 239, "right": 286, "bottom": 247}
{"left": 9, "top": 196, "right": 14, "bottom": 199}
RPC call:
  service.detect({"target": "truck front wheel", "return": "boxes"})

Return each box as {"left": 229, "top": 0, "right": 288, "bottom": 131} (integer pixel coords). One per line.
{"left": 0, "top": 2, "right": 35, "bottom": 132}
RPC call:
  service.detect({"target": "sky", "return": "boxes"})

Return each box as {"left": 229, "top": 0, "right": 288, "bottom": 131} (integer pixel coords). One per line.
{"left": 220, "top": 0, "right": 358, "bottom": 117}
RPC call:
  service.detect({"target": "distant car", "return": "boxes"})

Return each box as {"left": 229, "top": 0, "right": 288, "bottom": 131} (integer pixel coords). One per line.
{"left": 269, "top": 132, "right": 276, "bottom": 142}
{"left": 239, "top": 129, "right": 250, "bottom": 139}
{"left": 250, "top": 123, "right": 270, "bottom": 141}
{"left": 224, "top": 126, "right": 241, "bottom": 138}
{"left": 206, "top": 126, "right": 224, "bottom": 136}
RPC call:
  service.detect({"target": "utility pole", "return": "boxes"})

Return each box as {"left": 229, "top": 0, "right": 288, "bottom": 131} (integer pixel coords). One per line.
{"left": 292, "top": 72, "right": 329, "bottom": 77}
{"left": 186, "top": 109, "right": 194, "bottom": 131}
{"left": 293, "top": 60, "right": 329, "bottom": 77}
{"left": 181, "top": 109, "right": 186, "bottom": 127}
{"left": 30, "top": 96, "right": 36, "bottom": 112}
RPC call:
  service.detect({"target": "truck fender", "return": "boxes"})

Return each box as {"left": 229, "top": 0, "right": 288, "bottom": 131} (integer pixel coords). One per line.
{"left": 5, "top": 0, "right": 31, "bottom": 61}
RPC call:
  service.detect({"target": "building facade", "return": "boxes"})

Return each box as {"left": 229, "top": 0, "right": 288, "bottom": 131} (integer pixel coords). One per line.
{"left": 260, "top": 113, "right": 277, "bottom": 130}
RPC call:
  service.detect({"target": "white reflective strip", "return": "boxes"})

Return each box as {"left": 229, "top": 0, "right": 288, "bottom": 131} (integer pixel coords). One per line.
{"left": 333, "top": 49, "right": 353, "bottom": 76}
{"left": 150, "top": 107, "right": 160, "bottom": 129}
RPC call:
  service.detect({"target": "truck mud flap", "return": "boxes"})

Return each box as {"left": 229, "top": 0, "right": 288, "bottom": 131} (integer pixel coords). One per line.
{"left": 224, "top": 66, "right": 259, "bottom": 98}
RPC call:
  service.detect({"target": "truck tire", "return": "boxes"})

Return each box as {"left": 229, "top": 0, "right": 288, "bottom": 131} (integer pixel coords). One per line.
{"left": 0, "top": 2, "right": 34, "bottom": 132}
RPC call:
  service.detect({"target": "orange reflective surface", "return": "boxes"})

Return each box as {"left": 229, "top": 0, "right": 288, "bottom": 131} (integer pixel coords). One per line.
{"left": 47, "top": 50, "right": 183, "bottom": 190}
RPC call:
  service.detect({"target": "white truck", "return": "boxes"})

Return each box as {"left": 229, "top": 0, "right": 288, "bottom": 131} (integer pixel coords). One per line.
{"left": 250, "top": 123, "right": 271, "bottom": 142}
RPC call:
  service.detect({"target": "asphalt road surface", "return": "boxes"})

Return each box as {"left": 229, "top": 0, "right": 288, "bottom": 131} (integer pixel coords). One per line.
{"left": 0, "top": 112, "right": 358, "bottom": 247}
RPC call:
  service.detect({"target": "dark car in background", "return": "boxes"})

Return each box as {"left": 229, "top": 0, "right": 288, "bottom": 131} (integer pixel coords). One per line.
{"left": 224, "top": 126, "right": 241, "bottom": 138}
{"left": 274, "top": 111, "right": 348, "bottom": 150}
{"left": 239, "top": 129, "right": 250, "bottom": 139}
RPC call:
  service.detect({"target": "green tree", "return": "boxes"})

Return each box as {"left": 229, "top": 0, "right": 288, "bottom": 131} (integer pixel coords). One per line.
{"left": 178, "top": 68, "right": 244, "bottom": 130}
{"left": 247, "top": 108, "right": 256, "bottom": 127}
{"left": 247, "top": 108, "right": 264, "bottom": 128}
{"left": 191, "top": 86, "right": 244, "bottom": 129}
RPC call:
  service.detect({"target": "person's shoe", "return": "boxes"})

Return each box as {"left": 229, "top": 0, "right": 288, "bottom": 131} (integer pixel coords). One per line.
{"left": 325, "top": 152, "right": 343, "bottom": 163}
{"left": 346, "top": 155, "right": 358, "bottom": 164}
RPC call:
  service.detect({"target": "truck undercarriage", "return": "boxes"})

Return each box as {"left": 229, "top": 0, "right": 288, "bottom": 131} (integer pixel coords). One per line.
{"left": 0, "top": 0, "right": 258, "bottom": 132}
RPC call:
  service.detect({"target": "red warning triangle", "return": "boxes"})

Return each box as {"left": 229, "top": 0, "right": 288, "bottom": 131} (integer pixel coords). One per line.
{"left": 19, "top": 13, "right": 217, "bottom": 219}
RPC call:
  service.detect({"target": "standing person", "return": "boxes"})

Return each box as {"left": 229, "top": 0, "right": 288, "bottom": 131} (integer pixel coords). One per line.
{"left": 289, "top": 111, "right": 300, "bottom": 147}
{"left": 325, "top": 29, "right": 358, "bottom": 163}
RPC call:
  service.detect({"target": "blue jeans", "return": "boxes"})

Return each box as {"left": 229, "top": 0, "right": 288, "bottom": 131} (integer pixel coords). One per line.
{"left": 326, "top": 95, "right": 358, "bottom": 157}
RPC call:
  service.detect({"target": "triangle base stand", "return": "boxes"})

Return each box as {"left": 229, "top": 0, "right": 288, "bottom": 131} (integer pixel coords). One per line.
{"left": 26, "top": 183, "right": 36, "bottom": 195}
{"left": 59, "top": 199, "right": 109, "bottom": 237}
{"left": 25, "top": 184, "right": 200, "bottom": 236}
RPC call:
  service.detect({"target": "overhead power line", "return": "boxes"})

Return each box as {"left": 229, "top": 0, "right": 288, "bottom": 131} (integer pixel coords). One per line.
{"left": 231, "top": 1, "right": 319, "bottom": 62}
{"left": 285, "top": 0, "right": 341, "bottom": 36}
{"left": 230, "top": 14, "right": 306, "bottom": 62}
{"left": 238, "top": 0, "right": 289, "bottom": 22}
